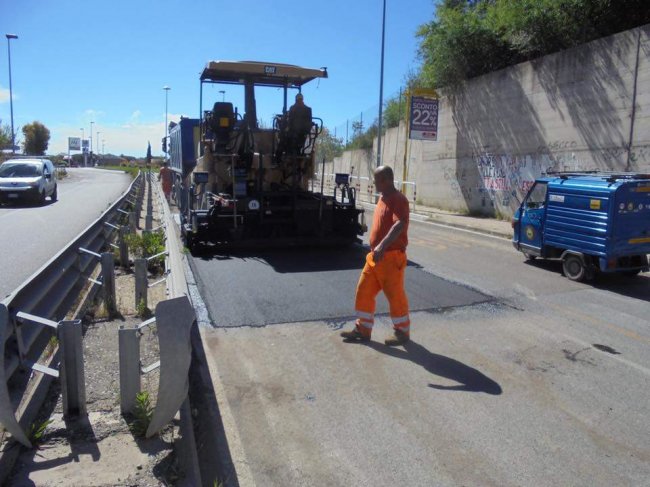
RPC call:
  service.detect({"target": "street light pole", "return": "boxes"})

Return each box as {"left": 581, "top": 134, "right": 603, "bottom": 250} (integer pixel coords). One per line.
{"left": 219, "top": 90, "right": 225, "bottom": 102}
{"left": 80, "top": 128, "right": 85, "bottom": 166}
{"left": 163, "top": 86, "right": 170, "bottom": 157}
{"left": 89, "top": 121, "right": 94, "bottom": 154}
{"left": 376, "top": 0, "right": 386, "bottom": 167}
{"left": 96, "top": 131, "right": 101, "bottom": 157}
{"left": 5, "top": 34, "right": 18, "bottom": 153}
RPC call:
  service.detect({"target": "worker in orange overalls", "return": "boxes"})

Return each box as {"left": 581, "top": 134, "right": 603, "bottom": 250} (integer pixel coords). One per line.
{"left": 158, "top": 161, "right": 173, "bottom": 202}
{"left": 341, "top": 165, "right": 411, "bottom": 346}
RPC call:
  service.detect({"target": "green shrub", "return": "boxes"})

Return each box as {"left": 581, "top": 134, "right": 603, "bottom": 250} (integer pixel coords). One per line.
{"left": 130, "top": 391, "right": 154, "bottom": 438}
{"left": 124, "top": 231, "right": 166, "bottom": 273}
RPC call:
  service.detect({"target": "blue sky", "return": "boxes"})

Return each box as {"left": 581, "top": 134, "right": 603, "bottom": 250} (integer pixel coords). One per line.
{"left": 1, "top": 0, "right": 434, "bottom": 156}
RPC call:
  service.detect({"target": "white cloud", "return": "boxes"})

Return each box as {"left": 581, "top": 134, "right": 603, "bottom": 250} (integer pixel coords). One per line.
{"left": 48, "top": 113, "right": 185, "bottom": 157}
{"left": 82, "top": 109, "right": 105, "bottom": 122}
{"left": 131, "top": 110, "right": 141, "bottom": 120}
{"left": 0, "top": 86, "right": 17, "bottom": 104}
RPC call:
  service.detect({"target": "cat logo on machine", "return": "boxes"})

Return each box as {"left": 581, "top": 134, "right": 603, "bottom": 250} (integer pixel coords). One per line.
{"left": 525, "top": 226, "right": 535, "bottom": 240}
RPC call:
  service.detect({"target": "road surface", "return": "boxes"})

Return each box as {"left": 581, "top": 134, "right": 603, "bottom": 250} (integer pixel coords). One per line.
{"left": 190, "top": 213, "right": 650, "bottom": 486}
{"left": 0, "top": 168, "right": 131, "bottom": 299}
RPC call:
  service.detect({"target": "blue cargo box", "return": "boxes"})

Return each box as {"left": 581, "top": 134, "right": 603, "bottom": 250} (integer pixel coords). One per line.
{"left": 513, "top": 173, "right": 650, "bottom": 280}
{"left": 169, "top": 118, "right": 200, "bottom": 177}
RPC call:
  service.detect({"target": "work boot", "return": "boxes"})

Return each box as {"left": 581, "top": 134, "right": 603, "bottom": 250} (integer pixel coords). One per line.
{"left": 340, "top": 327, "right": 370, "bottom": 342}
{"left": 385, "top": 329, "right": 410, "bottom": 346}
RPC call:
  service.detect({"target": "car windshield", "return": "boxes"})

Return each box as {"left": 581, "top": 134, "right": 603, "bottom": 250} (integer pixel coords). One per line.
{"left": 0, "top": 163, "right": 42, "bottom": 178}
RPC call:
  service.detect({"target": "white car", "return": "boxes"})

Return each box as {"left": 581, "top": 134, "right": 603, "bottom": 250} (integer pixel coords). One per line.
{"left": 0, "top": 158, "right": 58, "bottom": 206}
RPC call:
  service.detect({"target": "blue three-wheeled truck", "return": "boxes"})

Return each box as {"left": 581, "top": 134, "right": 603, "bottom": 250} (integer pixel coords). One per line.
{"left": 513, "top": 172, "right": 650, "bottom": 281}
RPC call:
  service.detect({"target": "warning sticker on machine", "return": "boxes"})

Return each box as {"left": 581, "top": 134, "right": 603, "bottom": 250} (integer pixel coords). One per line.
{"left": 590, "top": 199, "right": 601, "bottom": 210}
{"left": 549, "top": 194, "right": 565, "bottom": 203}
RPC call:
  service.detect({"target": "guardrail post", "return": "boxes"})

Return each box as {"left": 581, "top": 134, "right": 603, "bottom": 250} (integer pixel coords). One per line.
{"left": 59, "top": 320, "right": 86, "bottom": 417}
{"left": 128, "top": 210, "right": 137, "bottom": 233}
{"left": 119, "top": 326, "right": 141, "bottom": 414}
{"left": 101, "top": 252, "right": 117, "bottom": 316}
{"left": 136, "top": 201, "right": 142, "bottom": 230}
{"left": 119, "top": 226, "right": 129, "bottom": 269}
{"left": 145, "top": 214, "right": 153, "bottom": 231}
{"left": 135, "top": 258, "right": 148, "bottom": 309}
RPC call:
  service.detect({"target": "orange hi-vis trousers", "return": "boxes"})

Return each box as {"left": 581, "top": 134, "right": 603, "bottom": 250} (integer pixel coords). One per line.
{"left": 355, "top": 250, "right": 410, "bottom": 338}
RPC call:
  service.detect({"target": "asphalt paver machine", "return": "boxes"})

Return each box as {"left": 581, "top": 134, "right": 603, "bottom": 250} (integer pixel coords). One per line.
{"left": 180, "top": 61, "right": 365, "bottom": 251}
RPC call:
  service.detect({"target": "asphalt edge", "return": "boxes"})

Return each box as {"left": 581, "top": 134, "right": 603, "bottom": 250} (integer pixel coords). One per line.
{"left": 156, "top": 181, "right": 203, "bottom": 487}
{"left": 161, "top": 191, "right": 255, "bottom": 487}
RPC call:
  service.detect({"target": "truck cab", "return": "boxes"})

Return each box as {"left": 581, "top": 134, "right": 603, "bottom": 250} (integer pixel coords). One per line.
{"left": 512, "top": 172, "right": 650, "bottom": 281}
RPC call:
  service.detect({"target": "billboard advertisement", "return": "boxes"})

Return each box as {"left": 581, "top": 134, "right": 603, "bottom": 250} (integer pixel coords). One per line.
{"left": 409, "top": 96, "right": 439, "bottom": 141}
{"left": 68, "top": 137, "right": 81, "bottom": 151}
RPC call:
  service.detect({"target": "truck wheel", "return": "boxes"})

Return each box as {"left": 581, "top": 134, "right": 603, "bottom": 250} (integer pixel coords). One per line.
{"left": 523, "top": 253, "right": 537, "bottom": 261}
{"left": 563, "top": 255, "right": 586, "bottom": 282}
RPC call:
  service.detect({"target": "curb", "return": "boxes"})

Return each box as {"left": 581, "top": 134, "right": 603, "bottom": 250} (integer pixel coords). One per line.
{"left": 155, "top": 182, "right": 203, "bottom": 486}
{"left": 162, "top": 194, "right": 254, "bottom": 486}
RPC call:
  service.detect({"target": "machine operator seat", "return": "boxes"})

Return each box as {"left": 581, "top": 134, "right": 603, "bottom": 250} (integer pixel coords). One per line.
{"left": 209, "top": 102, "right": 236, "bottom": 149}
{"left": 275, "top": 104, "right": 314, "bottom": 162}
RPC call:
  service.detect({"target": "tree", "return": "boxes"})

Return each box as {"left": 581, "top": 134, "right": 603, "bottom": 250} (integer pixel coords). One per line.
{"left": 0, "top": 119, "right": 12, "bottom": 150}
{"left": 315, "top": 128, "right": 344, "bottom": 163}
{"left": 416, "top": 0, "right": 650, "bottom": 88}
{"left": 348, "top": 122, "right": 378, "bottom": 151}
{"left": 22, "top": 121, "right": 50, "bottom": 155}
{"left": 383, "top": 95, "right": 406, "bottom": 129}
{"left": 146, "top": 142, "right": 152, "bottom": 165}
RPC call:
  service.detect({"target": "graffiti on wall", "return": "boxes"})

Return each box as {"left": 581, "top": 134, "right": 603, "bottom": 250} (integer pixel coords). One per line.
{"left": 469, "top": 148, "right": 594, "bottom": 213}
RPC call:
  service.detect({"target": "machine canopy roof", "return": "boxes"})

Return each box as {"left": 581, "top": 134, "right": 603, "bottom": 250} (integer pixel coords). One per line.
{"left": 200, "top": 61, "right": 328, "bottom": 87}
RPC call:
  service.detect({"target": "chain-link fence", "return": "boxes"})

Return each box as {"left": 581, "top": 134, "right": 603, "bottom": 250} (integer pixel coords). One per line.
{"left": 328, "top": 88, "right": 405, "bottom": 149}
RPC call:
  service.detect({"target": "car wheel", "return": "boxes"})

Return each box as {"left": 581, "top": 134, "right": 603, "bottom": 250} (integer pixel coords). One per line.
{"left": 563, "top": 255, "right": 586, "bottom": 282}
{"left": 51, "top": 185, "right": 58, "bottom": 202}
{"left": 38, "top": 190, "right": 47, "bottom": 206}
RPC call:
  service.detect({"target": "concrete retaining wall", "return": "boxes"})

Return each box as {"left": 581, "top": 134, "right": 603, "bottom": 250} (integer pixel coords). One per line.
{"left": 322, "top": 24, "right": 650, "bottom": 218}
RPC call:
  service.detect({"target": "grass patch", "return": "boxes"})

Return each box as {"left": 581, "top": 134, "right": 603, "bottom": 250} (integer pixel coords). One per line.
{"left": 136, "top": 298, "right": 152, "bottom": 319}
{"left": 129, "top": 391, "right": 154, "bottom": 438}
{"left": 28, "top": 419, "right": 53, "bottom": 447}
{"left": 102, "top": 165, "right": 159, "bottom": 178}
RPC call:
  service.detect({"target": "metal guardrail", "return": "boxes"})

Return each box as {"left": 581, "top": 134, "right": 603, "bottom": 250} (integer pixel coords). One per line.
{"left": 314, "top": 172, "right": 418, "bottom": 211}
{"left": 0, "top": 172, "right": 143, "bottom": 447}
{"left": 118, "top": 296, "right": 195, "bottom": 437}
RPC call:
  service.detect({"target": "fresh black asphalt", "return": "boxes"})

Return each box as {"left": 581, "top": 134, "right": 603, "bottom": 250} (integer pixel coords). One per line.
{"left": 189, "top": 245, "right": 490, "bottom": 327}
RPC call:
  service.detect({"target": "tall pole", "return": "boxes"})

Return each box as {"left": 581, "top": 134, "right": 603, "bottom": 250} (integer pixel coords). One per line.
{"left": 376, "top": 0, "right": 386, "bottom": 167}
{"left": 163, "top": 86, "right": 170, "bottom": 158}
{"left": 80, "top": 128, "right": 85, "bottom": 166}
{"left": 96, "top": 131, "right": 101, "bottom": 156}
{"left": 90, "top": 121, "right": 94, "bottom": 154}
{"left": 5, "top": 34, "right": 18, "bottom": 153}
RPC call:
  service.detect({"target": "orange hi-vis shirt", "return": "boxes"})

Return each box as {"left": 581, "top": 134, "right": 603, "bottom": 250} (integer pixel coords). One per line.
{"left": 369, "top": 190, "right": 410, "bottom": 252}
{"left": 159, "top": 167, "right": 173, "bottom": 194}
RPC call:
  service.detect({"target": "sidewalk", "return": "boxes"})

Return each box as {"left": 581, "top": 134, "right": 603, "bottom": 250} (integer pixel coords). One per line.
{"left": 360, "top": 201, "right": 514, "bottom": 239}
